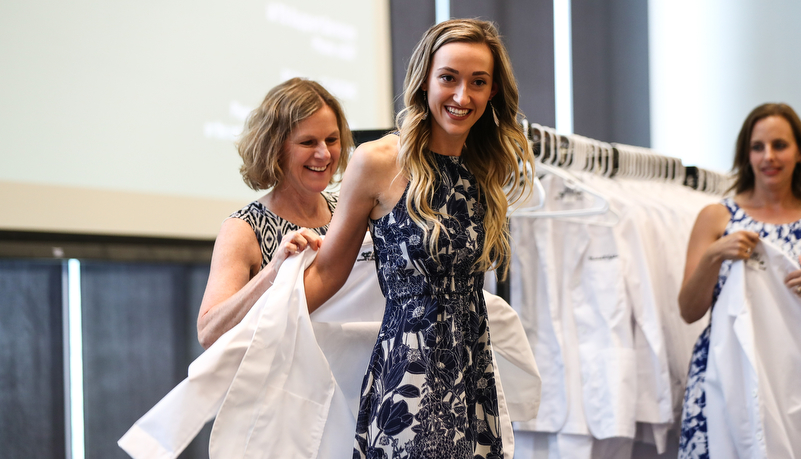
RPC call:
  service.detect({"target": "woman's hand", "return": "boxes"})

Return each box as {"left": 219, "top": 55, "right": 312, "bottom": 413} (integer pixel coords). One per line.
{"left": 197, "top": 224, "right": 322, "bottom": 349}
{"left": 707, "top": 230, "right": 760, "bottom": 262}
{"left": 269, "top": 228, "right": 323, "bottom": 272}
{"left": 785, "top": 256, "right": 801, "bottom": 297}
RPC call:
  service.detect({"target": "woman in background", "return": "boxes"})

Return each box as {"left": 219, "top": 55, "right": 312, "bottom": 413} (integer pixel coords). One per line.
{"left": 290, "top": 18, "right": 534, "bottom": 459}
{"left": 196, "top": 77, "right": 353, "bottom": 348}
{"left": 678, "top": 102, "right": 801, "bottom": 457}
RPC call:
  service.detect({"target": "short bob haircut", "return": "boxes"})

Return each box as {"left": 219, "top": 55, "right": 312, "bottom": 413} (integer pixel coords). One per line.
{"left": 237, "top": 78, "right": 353, "bottom": 191}
{"left": 730, "top": 102, "right": 801, "bottom": 199}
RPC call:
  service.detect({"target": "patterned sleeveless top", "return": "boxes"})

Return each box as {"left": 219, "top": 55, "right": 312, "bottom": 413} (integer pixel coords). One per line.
{"left": 713, "top": 197, "right": 801, "bottom": 302}
{"left": 354, "top": 152, "right": 503, "bottom": 458}
{"left": 228, "top": 192, "right": 338, "bottom": 269}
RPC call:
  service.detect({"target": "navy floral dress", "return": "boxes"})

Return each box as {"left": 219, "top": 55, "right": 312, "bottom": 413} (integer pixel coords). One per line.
{"left": 679, "top": 198, "right": 801, "bottom": 458}
{"left": 353, "top": 153, "right": 504, "bottom": 459}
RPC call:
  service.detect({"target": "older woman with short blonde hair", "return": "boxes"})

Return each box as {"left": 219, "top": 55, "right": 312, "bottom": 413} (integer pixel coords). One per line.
{"left": 197, "top": 77, "right": 353, "bottom": 348}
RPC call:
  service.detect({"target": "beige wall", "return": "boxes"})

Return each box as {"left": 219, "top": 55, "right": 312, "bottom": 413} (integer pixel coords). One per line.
{"left": 0, "top": 180, "right": 248, "bottom": 239}
{"left": 0, "top": 0, "right": 391, "bottom": 238}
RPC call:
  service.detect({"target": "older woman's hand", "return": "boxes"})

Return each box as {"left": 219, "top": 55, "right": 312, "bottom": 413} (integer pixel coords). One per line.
{"left": 785, "top": 256, "right": 801, "bottom": 297}
{"left": 270, "top": 228, "right": 323, "bottom": 272}
{"left": 197, "top": 227, "right": 323, "bottom": 349}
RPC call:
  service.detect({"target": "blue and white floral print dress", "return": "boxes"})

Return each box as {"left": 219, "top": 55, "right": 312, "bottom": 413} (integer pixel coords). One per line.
{"left": 354, "top": 153, "right": 504, "bottom": 459}
{"left": 679, "top": 197, "right": 801, "bottom": 458}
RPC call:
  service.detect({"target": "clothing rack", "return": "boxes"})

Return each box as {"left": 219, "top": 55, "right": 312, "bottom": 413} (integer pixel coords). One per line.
{"left": 526, "top": 121, "right": 734, "bottom": 193}
{"left": 508, "top": 121, "right": 726, "bottom": 458}
{"left": 494, "top": 121, "right": 730, "bottom": 304}
{"left": 525, "top": 121, "right": 702, "bottom": 186}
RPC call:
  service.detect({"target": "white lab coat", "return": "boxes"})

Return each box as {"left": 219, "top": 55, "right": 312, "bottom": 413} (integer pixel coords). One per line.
{"left": 511, "top": 214, "right": 568, "bottom": 433}
{"left": 705, "top": 239, "right": 801, "bottom": 459}
{"left": 511, "top": 174, "right": 637, "bottom": 439}
{"left": 119, "top": 236, "right": 541, "bottom": 459}
{"left": 510, "top": 172, "right": 717, "bottom": 458}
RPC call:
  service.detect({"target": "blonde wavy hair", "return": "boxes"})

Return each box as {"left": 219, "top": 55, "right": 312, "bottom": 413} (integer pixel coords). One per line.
{"left": 237, "top": 78, "right": 353, "bottom": 190}
{"left": 396, "top": 18, "right": 534, "bottom": 279}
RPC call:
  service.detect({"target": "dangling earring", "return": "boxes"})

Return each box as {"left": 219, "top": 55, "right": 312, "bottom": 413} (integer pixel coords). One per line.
{"left": 490, "top": 100, "right": 500, "bottom": 127}
{"left": 421, "top": 91, "right": 429, "bottom": 120}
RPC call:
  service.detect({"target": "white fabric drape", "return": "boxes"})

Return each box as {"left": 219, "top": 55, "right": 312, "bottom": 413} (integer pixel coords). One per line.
{"left": 119, "top": 236, "right": 541, "bottom": 459}
{"left": 705, "top": 239, "right": 801, "bottom": 459}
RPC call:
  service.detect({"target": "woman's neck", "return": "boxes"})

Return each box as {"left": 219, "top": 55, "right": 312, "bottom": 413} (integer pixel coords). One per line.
{"left": 261, "top": 186, "right": 331, "bottom": 228}
{"left": 737, "top": 186, "right": 801, "bottom": 224}
{"left": 746, "top": 182, "right": 799, "bottom": 209}
{"left": 427, "top": 129, "right": 468, "bottom": 157}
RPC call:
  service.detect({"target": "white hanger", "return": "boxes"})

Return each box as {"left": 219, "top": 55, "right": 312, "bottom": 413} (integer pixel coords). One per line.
{"left": 672, "top": 156, "right": 686, "bottom": 186}
{"left": 510, "top": 161, "right": 612, "bottom": 218}
{"left": 511, "top": 125, "right": 614, "bottom": 221}
{"left": 509, "top": 119, "right": 546, "bottom": 212}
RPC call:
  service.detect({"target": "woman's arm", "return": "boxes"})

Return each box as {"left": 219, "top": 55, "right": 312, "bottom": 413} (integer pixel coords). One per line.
{"left": 303, "top": 135, "right": 403, "bottom": 313}
{"left": 197, "top": 220, "right": 320, "bottom": 348}
{"left": 678, "top": 203, "right": 759, "bottom": 323}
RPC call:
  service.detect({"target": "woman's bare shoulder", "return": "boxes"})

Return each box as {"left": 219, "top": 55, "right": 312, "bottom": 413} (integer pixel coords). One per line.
{"left": 693, "top": 202, "right": 731, "bottom": 237}
{"left": 339, "top": 134, "right": 406, "bottom": 219}
{"left": 351, "top": 134, "right": 399, "bottom": 165}
{"left": 346, "top": 134, "right": 402, "bottom": 181}
{"left": 698, "top": 202, "right": 730, "bottom": 219}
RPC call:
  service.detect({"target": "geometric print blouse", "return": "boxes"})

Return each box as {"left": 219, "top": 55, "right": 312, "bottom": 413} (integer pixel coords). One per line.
{"left": 228, "top": 191, "right": 338, "bottom": 269}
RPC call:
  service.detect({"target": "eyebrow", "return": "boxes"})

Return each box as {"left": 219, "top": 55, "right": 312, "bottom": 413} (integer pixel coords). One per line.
{"left": 436, "top": 66, "right": 491, "bottom": 77}
{"left": 294, "top": 130, "right": 340, "bottom": 140}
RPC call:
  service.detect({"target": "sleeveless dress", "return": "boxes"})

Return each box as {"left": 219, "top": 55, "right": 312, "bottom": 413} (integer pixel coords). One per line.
{"left": 679, "top": 197, "right": 801, "bottom": 458}
{"left": 228, "top": 192, "right": 338, "bottom": 268}
{"left": 353, "top": 153, "right": 504, "bottom": 459}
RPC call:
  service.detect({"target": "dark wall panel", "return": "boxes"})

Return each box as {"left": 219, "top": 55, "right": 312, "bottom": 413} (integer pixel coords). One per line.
{"left": 501, "top": 0, "right": 556, "bottom": 127}
{"left": 451, "top": 0, "right": 501, "bottom": 20}
{"left": 609, "top": 0, "right": 650, "bottom": 147}
{"left": 0, "top": 260, "right": 65, "bottom": 459}
{"left": 572, "top": 0, "right": 650, "bottom": 146}
{"left": 80, "top": 261, "right": 209, "bottom": 459}
{"left": 390, "top": 0, "right": 436, "bottom": 116}
{"left": 571, "top": 0, "right": 612, "bottom": 140}
{"left": 180, "top": 264, "right": 212, "bottom": 459}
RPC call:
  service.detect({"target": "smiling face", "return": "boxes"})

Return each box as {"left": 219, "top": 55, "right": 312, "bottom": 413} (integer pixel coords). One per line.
{"left": 278, "top": 104, "right": 341, "bottom": 197}
{"left": 749, "top": 115, "right": 801, "bottom": 191}
{"left": 422, "top": 41, "right": 498, "bottom": 155}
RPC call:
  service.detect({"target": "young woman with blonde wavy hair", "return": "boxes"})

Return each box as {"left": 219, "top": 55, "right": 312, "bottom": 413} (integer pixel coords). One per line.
{"left": 288, "top": 18, "right": 534, "bottom": 458}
